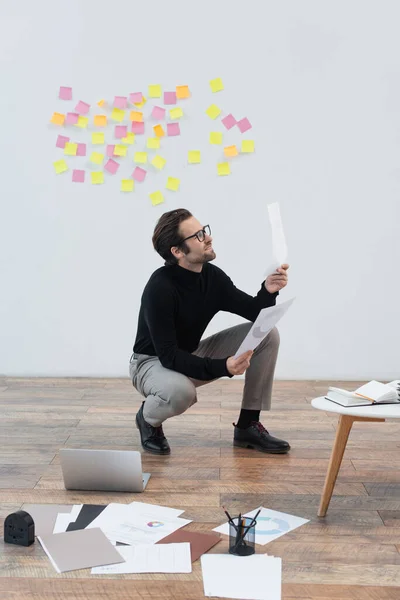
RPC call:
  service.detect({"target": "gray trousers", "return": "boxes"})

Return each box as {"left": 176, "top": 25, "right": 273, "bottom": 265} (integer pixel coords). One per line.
{"left": 129, "top": 324, "right": 280, "bottom": 427}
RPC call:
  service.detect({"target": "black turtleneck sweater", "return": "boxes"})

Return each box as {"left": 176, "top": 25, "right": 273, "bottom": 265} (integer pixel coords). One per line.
{"left": 133, "top": 263, "right": 278, "bottom": 381}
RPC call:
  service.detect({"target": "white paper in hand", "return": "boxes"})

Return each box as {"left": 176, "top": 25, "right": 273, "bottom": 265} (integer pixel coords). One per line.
{"left": 234, "top": 298, "right": 295, "bottom": 358}
{"left": 265, "top": 202, "right": 288, "bottom": 276}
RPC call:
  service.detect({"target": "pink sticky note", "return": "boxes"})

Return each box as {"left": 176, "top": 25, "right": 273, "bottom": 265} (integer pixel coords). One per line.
{"left": 237, "top": 117, "right": 252, "bottom": 133}
{"left": 76, "top": 143, "right": 86, "bottom": 156}
{"left": 164, "top": 91, "right": 176, "bottom": 105}
{"left": 107, "top": 144, "right": 116, "bottom": 157}
{"left": 104, "top": 159, "right": 120, "bottom": 175}
{"left": 75, "top": 100, "right": 90, "bottom": 114}
{"left": 221, "top": 114, "right": 236, "bottom": 130}
{"left": 130, "top": 92, "right": 143, "bottom": 104}
{"left": 151, "top": 106, "right": 166, "bottom": 120}
{"left": 59, "top": 86, "right": 72, "bottom": 100}
{"left": 65, "top": 112, "right": 79, "bottom": 125}
{"left": 72, "top": 169, "right": 85, "bottom": 183}
{"left": 56, "top": 135, "right": 70, "bottom": 148}
{"left": 131, "top": 121, "right": 145, "bottom": 134}
{"left": 115, "top": 125, "right": 128, "bottom": 139}
{"left": 167, "top": 123, "right": 180, "bottom": 137}
{"left": 132, "top": 166, "right": 146, "bottom": 182}
{"left": 114, "top": 96, "right": 128, "bottom": 109}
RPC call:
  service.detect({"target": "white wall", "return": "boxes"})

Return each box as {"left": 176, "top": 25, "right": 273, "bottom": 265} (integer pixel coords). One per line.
{"left": 1, "top": 0, "right": 399, "bottom": 379}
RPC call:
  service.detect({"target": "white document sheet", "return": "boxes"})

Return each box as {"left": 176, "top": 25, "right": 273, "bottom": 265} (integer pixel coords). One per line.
{"left": 53, "top": 505, "right": 83, "bottom": 534}
{"left": 201, "top": 554, "right": 281, "bottom": 600}
{"left": 265, "top": 202, "right": 288, "bottom": 277}
{"left": 234, "top": 299, "right": 295, "bottom": 358}
{"left": 127, "top": 501, "right": 185, "bottom": 518}
{"left": 91, "top": 542, "right": 192, "bottom": 574}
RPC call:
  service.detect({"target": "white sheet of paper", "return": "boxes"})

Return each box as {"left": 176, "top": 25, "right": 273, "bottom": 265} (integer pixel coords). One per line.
{"left": 127, "top": 502, "right": 185, "bottom": 518}
{"left": 234, "top": 299, "right": 295, "bottom": 358}
{"left": 201, "top": 554, "right": 282, "bottom": 600}
{"left": 213, "top": 506, "right": 309, "bottom": 545}
{"left": 53, "top": 505, "right": 83, "bottom": 534}
{"left": 264, "top": 202, "right": 288, "bottom": 277}
{"left": 91, "top": 542, "right": 192, "bottom": 574}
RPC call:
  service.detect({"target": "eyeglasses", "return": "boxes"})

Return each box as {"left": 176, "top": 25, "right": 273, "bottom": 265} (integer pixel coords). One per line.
{"left": 180, "top": 224, "right": 211, "bottom": 244}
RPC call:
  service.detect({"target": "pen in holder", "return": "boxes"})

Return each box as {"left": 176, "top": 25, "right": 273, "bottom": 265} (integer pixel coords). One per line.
{"left": 228, "top": 516, "right": 256, "bottom": 556}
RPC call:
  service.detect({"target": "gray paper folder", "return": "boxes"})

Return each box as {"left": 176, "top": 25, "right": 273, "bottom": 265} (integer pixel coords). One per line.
{"left": 38, "top": 527, "right": 124, "bottom": 573}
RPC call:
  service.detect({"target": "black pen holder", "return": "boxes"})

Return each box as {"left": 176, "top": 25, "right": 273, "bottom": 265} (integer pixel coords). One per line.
{"left": 228, "top": 516, "right": 256, "bottom": 556}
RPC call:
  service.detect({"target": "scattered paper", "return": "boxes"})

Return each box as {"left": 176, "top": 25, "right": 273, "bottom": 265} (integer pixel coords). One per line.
{"left": 167, "top": 123, "right": 180, "bottom": 136}
{"left": 153, "top": 124, "right": 165, "bottom": 138}
{"left": 65, "top": 112, "right": 79, "bottom": 125}
{"left": 132, "top": 166, "right": 147, "bottom": 182}
{"left": 75, "top": 100, "right": 90, "bottom": 115}
{"left": 111, "top": 108, "right": 125, "bottom": 122}
{"left": 151, "top": 155, "right": 166, "bottom": 170}
{"left": 224, "top": 145, "right": 238, "bottom": 157}
{"left": 94, "top": 115, "right": 107, "bottom": 127}
{"left": 267, "top": 202, "right": 288, "bottom": 274}
{"left": 50, "top": 112, "right": 65, "bottom": 126}
{"left": 54, "top": 159, "right": 68, "bottom": 174}
{"left": 72, "top": 169, "right": 85, "bottom": 183}
{"left": 114, "top": 145, "right": 127, "bottom": 157}
{"left": 91, "top": 132, "right": 105, "bottom": 145}
{"left": 147, "top": 137, "right": 160, "bottom": 149}
{"left": 114, "top": 96, "right": 127, "bottom": 109}
{"left": 130, "top": 110, "right": 143, "bottom": 122}
{"left": 237, "top": 117, "right": 252, "bottom": 133}
{"left": 64, "top": 142, "right": 78, "bottom": 156}
{"left": 93, "top": 543, "right": 191, "bottom": 575}
{"left": 166, "top": 177, "right": 180, "bottom": 191}
{"left": 134, "top": 96, "right": 146, "bottom": 108}
{"left": 206, "top": 104, "right": 221, "bottom": 119}
{"left": 53, "top": 506, "right": 82, "bottom": 534}
{"left": 148, "top": 84, "right": 162, "bottom": 98}
{"left": 176, "top": 85, "right": 190, "bottom": 99}
{"left": 209, "top": 132, "right": 223, "bottom": 145}
{"left": 59, "top": 86, "right": 72, "bottom": 100}
{"left": 115, "top": 125, "right": 127, "bottom": 139}
{"left": 121, "top": 179, "right": 134, "bottom": 192}
{"left": 104, "top": 159, "right": 119, "bottom": 174}
{"left": 210, "top": 77, "right": 224, "bottom": 93}
{"left": 22, "top": 505, "right": 77, "bottom": 537}
{"left": 221, "top": 114, "right": 236, "bottom": 130}
{"left": 130, "top": 92, "right": 143, "bottom": 104}
{"left": 131, "top": 121, "right": 145, "bottom": 134}
{"left": 241, "top": 140, "right": 255, "bottom": 153}
{"left": 169, "top": 107, "right": 183, "bottom": 120}
{"left": 217, "top": 162, "right": 230, "bottom": 176}
{"left": 188, "top": 150, "right": 201, "bottom": 164}
{"left": 134, "top": 152, "right": 147, "bottom": 164}
{"left": 76, "top": 143, "right": 86, "bottom": 156}
{"left": 164, "top": 91, "right": 177, "bottom": 105}
{"left": 149, "top": 191, "right": 165, "bottom": 206}
{"left": 157, "top": 529, "right": 220, "bottom": 562}
{"left": 151, "top": 106, "right": 166, "bottom": 120}
{"left": 56, "top": 135, "right": 69, "bottom": 149}
{"left": 76, "top": 116, "right": 88, "bottom": 128}
{"left": 91, "top": 172, "right": 104, "bottom": 185}
{"left": 90, "top": 151, "right": 104, "bottom": 165}
{"left": 121, "top": 133, "right": 135, "bottom": 144}
{"left": 107, "top": 144, "right": 116, "bottom": 157}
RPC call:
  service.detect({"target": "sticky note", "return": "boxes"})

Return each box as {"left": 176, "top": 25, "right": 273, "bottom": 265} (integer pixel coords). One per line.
{"left": 111, "top": 108, "right": 125, "bottom": 122}
{"left": 210, "top": 77, "right": 224, "bottom": 93}
{"left": 76, "top": 116, "right": 88, "bottom": 128}
{"left": 121, "top": 133, "right": 135, "bottom": 144}
{"left": 132, "top": 166, "right": 146, "bottom": 182}
{"left": 129, "top": 92, "right": 143, "bottom": 104}
{"left": 131, "top": 122, "right": 145, "bottom": 134}
{"left": 129, "top": 110, "right": 143, "bottom": 122}
{"left": 148, "top": 84, "right": 162, "bottom": 98}
{"left": 167, "top": 123, "right": 180, "bottom": 136}
{"left": 147, "top": 137, "right": 160, "bottom": 149}
{"left": 151, "top": 155, "right": 166, "bottom": 170}
{"left": 56, "top": 135, "right": 69, "bottom": 149}
{"left": 134, "top": 152, "right": 147, "bottom": 164}
{"left": 237, "top": 117, "right": 252, "bottom": 133}
{"left": 176, "top": 85, "right": 190, "bottom": 99}
{"left": 94, "top": 115, "right": 107, "bottom": 127}
{"left": 72, "top": 169, "right": 85, "bottom": 183}
{"left": 114, "top": 96, "right": 127, "bottom": 109}
{"left": 107, "top": 144, "right": 116, "bottom": 157}
{"left": 151, "top": 106, "right": 166, "bottom": 120}
{"left": 241, "top": 140, "right": 255, "bottom": 153}
{"left": 114, "top": 144, "right": 127, "bottom": 157}
{"left": 50, "top": 112, "right": 65, "bottom": 126}
{"left": 209, "top": 132, "right": 223, "bottom": 145}
{"left": 115, "top": 125, "right": 128, "bottom": 139}
{"left": 149, "top": 191, "right": 164, "bottom": 206}
{"left": 166, "top": 177, "right": 180, "bottom": 191}
{"left": 53, "top": 159, "right": 68, "bottom": 174}
{"left": 169, "top": 107, "right": 183, "bottom": 120}
{"left": 164, "top": 91, "right": 176, "bottom": 105}
{"left": 221, "top": 114, "right": 236, "bottom": 130}
{"left": 97, "top": 99, "right": 106, "bottom": 107}
{"left": 153, "top": 124, "right": 165, "bottom": 138}
{"left": 75, "top": 100, "right": 90, "bottom": 114}
{"left": 121, "top": 179, "right": 134, "bottom": 192}
{"left": 217, "top": 162, "right": 230, "bottom": 176}
{"left": 104, "top": 159, "right": 119, "bottom": 175}
{"left": 64, "top": 142, "right": 78, "bottom": 156}
{"left": 206, "top": 104, "right": 221, "bottom": 119}
{"left": 59, "top": 86, "right": 72, "bottom": 100}
{"left": 133, "top": 96, "right": 146, "bottom": 108}
{"left": 90, "top": 151, "right": 104, "bottom": 165}
{"left": 91, "top": 172, "right": 104, "bottom": 185}
{"left": 76, "top": 143, "right": 86, "bottom": 156}
{"left": 92, "top": 132, "right": 105, "bottom": 145}
{"left": 188, "top": 150, "right": 201, "bottom": 164}
{"left": 224, "top": 145, "right": 238, "bottom": 157}
{"left": 65, "top": 112, "right": 79, "bottom": 125}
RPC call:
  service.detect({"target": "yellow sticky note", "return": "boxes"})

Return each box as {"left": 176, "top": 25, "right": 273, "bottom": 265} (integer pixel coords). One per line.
{"left": 50, "top": 112, "right": 65, "bottom": 126}
{"left": 151, "top": 155, "right": 166, "bottom": 170}
{"left": 111, "top": 108, "right": 125, "bottom": 122}
{"left": 91, "top": 171, "right": 104, "bottom": 185}
{"left": 121, "top": 133, "right": 135, "bottom": 145}
{"left": 148, "top": 84, "right": 162, "bottom": 98}
{"left": 134, "top": 152, "right": 147, "bottom": 164}
{"left": 188, "top": 150, "right": 201, "bottom": 164}
{"left": 64, "top": 142, "right": 78, "bottom": 156}
{"left": 241, "top": 140, "right": 255, "bottom": 153}
{"left": 97, "top": 99, "right": 106, "bottom": 107}
{"left": 169, "top": 107, "right": 183, "bottom": 120}
{"left": 224, "top": 145, "right": 239, "bottom": 158}
{"left": 206, "top": 104, "right": 221, "bottom": 119}
{"left": 133, "top": 96, "right": 146, "bottom": 107}
{"left": 53, "top": 159, "right": 68, "bottom": 174}
{"left": 166, "top": 177, "right": 180, "bottom": 191}
{"left": 76, "top": 116, "right": 88, "bottom": 128}
{"left": 90, "top": 151, "right": 104, "bottom": 165}
{"left": 92, "top": 132, "right": 105, "bottom": 145}
{"left": 114, "top": 144, "right": 127, "bottom": 157}
{"left": 176, "top": 85, "right": 190, "bottom": 99}
{"left": 121, "top": 179, "right": 134, "bottom": 192}
{"left": 209, "top": 132, "right": 223, "bottom": 145}
{"left": 217, "top": 162, "right": 231, "bottom": 176}
{"left": 147, "top": 137, "right": 160, "bottom": 149}
{"left": 94, "top": 114, "right": 107, "bottom": 127}
{"left": 129, "top": 110, "right": 143, "bottom": 122}
{"left": 210, "top": 77, "right": 224, "bottom": 93}
{"left": 153, "top": 124, "right": 165, "bottom": 138}
{"left": 149, "top": 191, "right": 165, "bottom": 206}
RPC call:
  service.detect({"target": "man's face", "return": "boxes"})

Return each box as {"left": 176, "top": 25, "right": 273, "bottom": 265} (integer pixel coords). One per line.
{"left": 176, "top": 217, "right": 216, "bottom": 266}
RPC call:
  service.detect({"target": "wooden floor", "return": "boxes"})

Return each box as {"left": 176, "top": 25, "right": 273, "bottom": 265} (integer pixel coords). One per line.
{"left": 0, "top": 378, "right": 399, "bottom": 599}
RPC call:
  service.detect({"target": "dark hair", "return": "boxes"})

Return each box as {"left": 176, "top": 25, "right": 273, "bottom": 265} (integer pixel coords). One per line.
{"left": 152, "top": 208, "right": 193, "bottom": 265}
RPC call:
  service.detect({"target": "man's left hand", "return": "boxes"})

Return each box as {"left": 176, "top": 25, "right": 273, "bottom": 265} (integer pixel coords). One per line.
{"left": 265, "top": 264, "right": 289, "bottom": 294}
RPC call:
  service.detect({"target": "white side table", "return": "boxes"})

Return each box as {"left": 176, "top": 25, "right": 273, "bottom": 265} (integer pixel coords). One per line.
{"left": 311, "top": 396, "right": 400, "bottom": 517}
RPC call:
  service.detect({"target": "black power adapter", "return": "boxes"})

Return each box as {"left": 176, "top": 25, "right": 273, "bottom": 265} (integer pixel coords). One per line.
{"left": 4, "top": 510, "right": 35, "bottom": 546}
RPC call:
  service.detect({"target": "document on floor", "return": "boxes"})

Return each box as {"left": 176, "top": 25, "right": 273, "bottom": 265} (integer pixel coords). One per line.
{"left": 265, "top": 202, "right": 288, "bottom": 277}
{"left": 234, "top": 299, "right": 295, "bottom": 358}
{"left": 53, "top": 505, "right": 83, "bottom": 533}
{"left": 92, "top": 542, "right": 192, "bottom": 574}
{"left": 22, "top": 504, "right": 82, "bottom": 537}
{"left": 201, "top": 553, "right": 282, "bottom": 600}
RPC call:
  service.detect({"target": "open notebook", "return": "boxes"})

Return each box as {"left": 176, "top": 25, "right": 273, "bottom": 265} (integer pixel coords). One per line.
{"left": 326, "top": 380, "right": 400, "bottom": 407}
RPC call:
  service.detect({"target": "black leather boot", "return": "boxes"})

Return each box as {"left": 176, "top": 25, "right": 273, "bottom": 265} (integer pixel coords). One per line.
{"left": 135, "top": 403, "right": 171, "bottom": 455}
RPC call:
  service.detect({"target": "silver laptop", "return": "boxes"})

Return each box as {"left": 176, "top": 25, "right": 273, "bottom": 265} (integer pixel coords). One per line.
{"left": 60, "top": 449, "right": 151, "bottom": 492}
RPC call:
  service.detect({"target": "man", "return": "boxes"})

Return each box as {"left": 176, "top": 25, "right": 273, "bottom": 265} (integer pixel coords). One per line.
{"left": 129, "top": 208, "right": 290, "bottom": 456}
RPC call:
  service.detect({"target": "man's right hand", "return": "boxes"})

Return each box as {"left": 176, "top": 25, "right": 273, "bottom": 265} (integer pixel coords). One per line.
{"left": 226, "top": 350, "right": 253, "bottom": 376}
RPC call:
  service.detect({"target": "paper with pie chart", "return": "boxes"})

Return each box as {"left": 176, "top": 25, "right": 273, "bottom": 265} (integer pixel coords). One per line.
{"left": 234, "top": 298, "right": 295, "bottom": 358}
{"left": 213, "top": 506, "right": 309, "bottom": 545}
